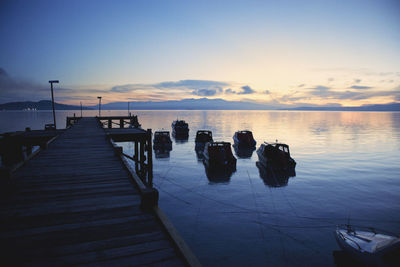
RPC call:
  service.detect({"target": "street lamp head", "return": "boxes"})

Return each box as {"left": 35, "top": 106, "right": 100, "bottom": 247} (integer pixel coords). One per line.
{"left": 49, "top": 80, "right": 59, "bottom": 84}
{"left": 97, "top": 96, "right": 102, "bottom": 99}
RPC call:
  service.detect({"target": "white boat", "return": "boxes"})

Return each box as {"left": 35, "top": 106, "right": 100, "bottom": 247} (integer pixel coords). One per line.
{"left": 335, "top": 225, "right": 400, "bottom": 266}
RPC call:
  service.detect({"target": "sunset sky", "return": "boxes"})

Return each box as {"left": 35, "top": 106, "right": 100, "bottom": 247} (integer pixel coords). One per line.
{"left": 0, "top": 0, "right": 399, "bottom": 107}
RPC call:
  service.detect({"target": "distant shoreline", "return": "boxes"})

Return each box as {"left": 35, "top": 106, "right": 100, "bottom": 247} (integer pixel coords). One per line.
{"left": 1, "top": 99, "right": 399, "bottom": 111}
{"left": 1, "top": 109, "right": 399, "bottom": 112}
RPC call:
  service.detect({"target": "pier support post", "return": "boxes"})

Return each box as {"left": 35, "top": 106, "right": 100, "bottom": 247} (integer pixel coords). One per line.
{"left": 120, "top": 119, "right": 124, "bottom": 128}
{"left": 140, "top": 187, "right": 159, "bottom": 211}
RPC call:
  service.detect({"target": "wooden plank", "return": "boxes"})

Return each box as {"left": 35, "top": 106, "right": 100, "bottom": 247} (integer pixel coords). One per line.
{"left": 1, "top": 206, "right": 143, "bottom": 231}
{"left": 80, "top": 248, "right": 180, "bottom": 267}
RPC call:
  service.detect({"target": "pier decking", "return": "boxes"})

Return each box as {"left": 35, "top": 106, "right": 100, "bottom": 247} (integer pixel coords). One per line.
{"left": 0, "top": 117, "right": 193, "bottom": 266}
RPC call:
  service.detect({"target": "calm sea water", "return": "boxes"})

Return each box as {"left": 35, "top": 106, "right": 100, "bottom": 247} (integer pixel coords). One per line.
{"left": 1, "top": 110, "right": 400, "bottom": 266}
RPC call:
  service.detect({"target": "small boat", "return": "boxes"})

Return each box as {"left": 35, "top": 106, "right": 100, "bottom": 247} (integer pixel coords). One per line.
{"left": 203, "top": 142, "right": 236, "bottom": 169}
{"left": 195, "top": 130, "right": 213, "bottom": 143}
{"left": 335, "top": 225, "right": 400, "bottom": 266}
{"left": 256, "top": 142, "right": 296, "bottom": 170}
{"left": 195, "top": 130, "right": 213, "bottom": 155}
{"left": 171, "top": 120, "right": 189, "bottom": 137}
{"left": 153, "top": 131, "right": 172, "bottom": 150}
{"left": 233, "top": 130, "right": 256, "bottom": 148}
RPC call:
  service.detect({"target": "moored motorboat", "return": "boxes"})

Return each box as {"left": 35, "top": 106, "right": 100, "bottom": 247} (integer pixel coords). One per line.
{"left": 195, "top": 130, "right": 213, "bottom": 154}
{"left": 203, "top": 141, "right": 236, "bottom": 170}
{"left": 153, "top": 131, "right": 172, "bottom": 150}
{"left": 256, "top": 142, "right": 296, "bottom": 170}
{"left": 233, "top": 130, "right": 256, "bottom": 148}
{"left": 195, "top": 130, "right": 213, "bottom": 143}
{"left": 172, "top": 120, "right": 189, "bottom": 137}
{"left": 335, "top": 225, "right": 400, "bottom": 266}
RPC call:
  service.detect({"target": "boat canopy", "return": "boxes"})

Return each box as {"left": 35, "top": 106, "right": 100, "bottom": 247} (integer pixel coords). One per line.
{"left": 207, "top": 142, "right": 234, "bottom": 160}
{"left": 236, "top": 131, "right": 254, "bottom": 140}
{"left": 173, "top": 120, "right": 188, "bottom": 126}
{"left": 155, "top": 131, "right": 170, "bottom": 137}
{"left": 263, "top": 142, "right": 290, "bottom": 155}
{"left": 196, "top": 130, "right": 212, "bottom": 142}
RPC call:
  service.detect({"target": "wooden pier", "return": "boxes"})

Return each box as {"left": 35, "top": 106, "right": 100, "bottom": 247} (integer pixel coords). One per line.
{"left": 0, "top": 117, "right": 199, "bottom": 266}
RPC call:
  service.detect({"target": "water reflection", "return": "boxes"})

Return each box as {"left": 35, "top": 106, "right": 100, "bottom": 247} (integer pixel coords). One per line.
{"left": 173, "top": 134, "right": 189, "bottom": 144}
{"left": 3, "top": 110, "right": 400, "bottom": 267}
{"left": 256, "top": 161, "right": 296, "bottom": 187}
{"left": 233, "top": 145, "right": 255, "bottom": 158}
{"left": 332, "top": 250, "right": 364, "bottom": 267}
{"left": 154, "top": 148, "right": 171, "bottom": 159}
{"left": 195, "top": 143, "right": 206, "bottom": 161}
{"left": 203, "top": 163, "right": 236, "bottom": 184}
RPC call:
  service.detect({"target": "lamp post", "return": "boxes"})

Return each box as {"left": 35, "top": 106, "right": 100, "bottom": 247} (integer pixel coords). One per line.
{"left": 49, "top": 80, "right": 59, "bottom": 129}
{"left": 97, "top": 96, "right": 102, "bottom": 117}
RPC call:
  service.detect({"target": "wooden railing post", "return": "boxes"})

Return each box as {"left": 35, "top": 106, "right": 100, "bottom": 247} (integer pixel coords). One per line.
{"left": 108, "top": 119, "right": 112, "bottom": 129}
{"left": 139, "top": 139, "right": 145, "bottom": 181}
{"left": 146, "top": 129, "right": 153, "bottom": 187}
{"left": 120, "top": 119, "right": 124, "bottom": 128}
{"left": 134, "top": 140, "right": 139, "bottom": 173}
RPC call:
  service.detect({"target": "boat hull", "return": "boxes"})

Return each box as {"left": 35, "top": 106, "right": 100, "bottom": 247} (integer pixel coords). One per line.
{"left": 256, "top": 144, "right": 296, "bottom": 170}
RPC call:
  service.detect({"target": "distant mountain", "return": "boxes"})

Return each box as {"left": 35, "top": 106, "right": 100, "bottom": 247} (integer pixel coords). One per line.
{"left": 96, "top": 98, "right": 274, "bottom": 110}
{"left": 286, "top": 103, "right": 400, "bottom": 111}
{"left": 1, "top": 99, "right": 399, "bottom": 111}
{"left": 0, "top": 100, "right": 93, "bottom": 110}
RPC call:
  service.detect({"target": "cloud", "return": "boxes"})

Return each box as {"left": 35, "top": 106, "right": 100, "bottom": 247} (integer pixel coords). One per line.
{"left": 224, "top": 85, "right": 256, "bottom": 95}
{"left": 263, "top": 90, "right": 271, "bottom": 94}
{"left": 354, "top": 79, "right": 361, "bottom": 83}
{"left": 298, "top": 84, "right": 305, "bottom": 87}
{"left": 312, "top": 85, "right": 331, "bottom": 90}
{"left": 192, "top": 88, "right": 220, "bottom": 96}
{"left": 278, "top": 91, "right": 307, "bottom": 102}
{"left": 155, "top": 80, "right": 229, "bottom": 90}
{"left": 348, "top": 85, "right": 373, "bottom": 90}
{"left": 0, "top": 69, "right": 237, "bottom": 104}
{"left": 328, "top": 78, "right": 334, "bottom": 82}
{"left": 305, "top": 83, "right": 400, "bottom": 101}
{"left": 309, "top": 85, "right": 331, "bottom": 97}
{"left": 110, "top": 80, "right": 228, "bottom": 98}
{"left": 0, "top": 68, "right": 49, "bottom": 102}
{"left": 110, "top": 84, "right": 150, "bottom": 93}
{"left": 238, "top": 85, "right": 255, "bottom": 94}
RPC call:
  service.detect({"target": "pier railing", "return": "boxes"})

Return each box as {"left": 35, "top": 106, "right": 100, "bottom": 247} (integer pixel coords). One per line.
{"left": 0, "top": 128, "right": 62, "bottom": 179}
{"left": 98, "top": 115, "right": 141, "bottom": 129}
{"left": 96, "top": 116, "right": 158, "bottom": 209}
{"left": 108, "top": 129, "right": 153, "bottom": 187}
